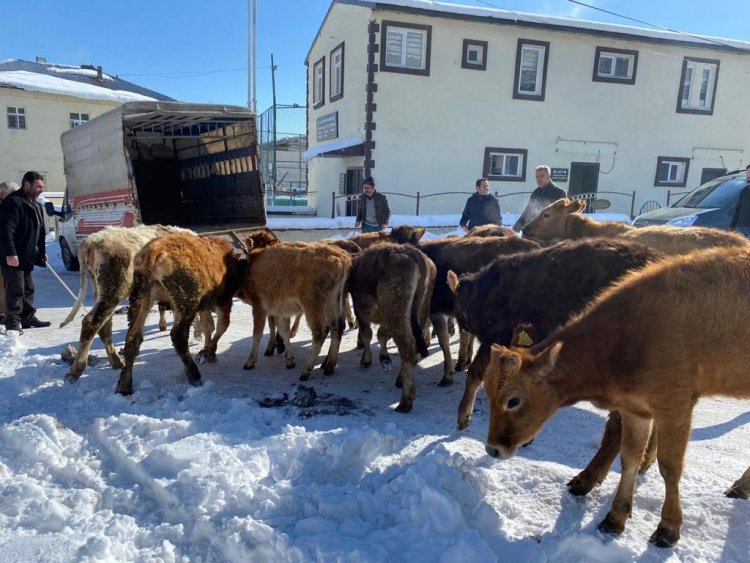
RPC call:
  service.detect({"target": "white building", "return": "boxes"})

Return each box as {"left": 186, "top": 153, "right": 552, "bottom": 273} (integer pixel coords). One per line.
{"left": 0, "top": 58, "right": 174, "bottom": 200}
{"left": 304, "top": 0, "right": 750, "bottom": 219}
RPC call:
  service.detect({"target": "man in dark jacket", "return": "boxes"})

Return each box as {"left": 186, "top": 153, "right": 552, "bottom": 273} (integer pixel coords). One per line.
{"left": 354, "top": 176, "right": 390, "bottom": 233}
{"left": 0, "top": 171, "right": 50, "bottom": 332}
{"left": 728, "top": 165, "right": 750, "bottom": 237}
{"left": 460, "top": 177, "right": 501, "bottom": 232}
{"left": 513, "top": 165, "right": 567, "bottom": 232}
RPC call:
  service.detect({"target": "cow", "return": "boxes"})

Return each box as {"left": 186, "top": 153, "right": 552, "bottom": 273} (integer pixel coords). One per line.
{"left": 522, "top": 198, "right": 750, "bottom": 253}
{"left": 62, "top": 224, "right": 193, "bottom": 383}
{"left": 481, "top": 246, "right": 750, "bottom": 547}
{"left": 238, "top": 231, "right": 351, "bottom": 381}
{"left": 464, "top": 224, "right": 516, "bottom": 238}
{"left": 349, "top": 225, "right": 426, "bottom": 250}
{"left": 447, "top": 238, "right": 663, "bottom": 496}
{"left": 116, "top": 232, "right": 246, "bottom": 395}
{"left": 418, "top": 236, "right": 540, "bottom": 386}
{"left": 349, "top": 242, "right": 436, "bottom": 412}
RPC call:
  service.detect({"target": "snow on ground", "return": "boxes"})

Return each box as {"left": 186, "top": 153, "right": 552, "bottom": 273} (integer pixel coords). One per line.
{"left": 0, "top": 231, "right": 748, "bottom": 562}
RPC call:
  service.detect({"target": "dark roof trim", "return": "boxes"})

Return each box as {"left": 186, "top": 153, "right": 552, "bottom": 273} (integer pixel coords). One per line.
{"left": 320, "top": 0, "right": 750, "bottom": 56}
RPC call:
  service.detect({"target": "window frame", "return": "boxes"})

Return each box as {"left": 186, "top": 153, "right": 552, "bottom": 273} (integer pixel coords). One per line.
{"left": 312, "top": 56, "right": 325, "bottom": 110}
{"left": 7, "top": 106, "right": 26, "bottom": 130}
{"left": 69, "top": 112, "right": 90, "bottom": 128}
{"left": 380, "top": 20, "right": 432, "bottom": 76}
{"left": 461, "top": 39, "right": 488, "bottom": 71}
{"left": 513, "top": 39, "right": 550, "bottom": 101}
{"left": 654, "top": 156, "right": 690, "bottom": 187}
{"left": 483, "top": 147, "right": 528, "bottom": 182}
{"left": 676, "top": 56, "right": 720, "bottom": 115}
{"left": 593, "top": 46, "right": 638, "bottom": 84}
{"left": 329, "top": 42, "right": 345, "bottom": 103}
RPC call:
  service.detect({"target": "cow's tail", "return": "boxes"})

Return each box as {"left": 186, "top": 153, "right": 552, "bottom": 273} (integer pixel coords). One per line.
{"left": 410, "top": 259, "right": 430, "bottom": 359}
{"left": 59, "top": 245, "right": 89, "bottom": 328}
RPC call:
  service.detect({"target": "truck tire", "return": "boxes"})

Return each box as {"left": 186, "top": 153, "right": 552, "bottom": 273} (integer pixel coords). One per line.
{"left": 60, "top": 238, "right": 80, "bottom": 271}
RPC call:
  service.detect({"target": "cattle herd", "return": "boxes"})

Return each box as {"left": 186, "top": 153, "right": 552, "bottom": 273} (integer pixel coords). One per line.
{"left": 59, "top": 198, "right": 750, "bottom": 548}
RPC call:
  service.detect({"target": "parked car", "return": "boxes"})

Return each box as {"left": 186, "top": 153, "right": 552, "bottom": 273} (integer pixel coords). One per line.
{"left": 633, "top": 170, "right": 748, "bottom": 229}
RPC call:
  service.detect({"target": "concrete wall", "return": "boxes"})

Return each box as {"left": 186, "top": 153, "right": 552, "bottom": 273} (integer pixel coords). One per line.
{"left": 0, "top": 88, "right": 119, "bottom": 192}
{"left": 306, "top": 4, "right": 750, "bottom": 218}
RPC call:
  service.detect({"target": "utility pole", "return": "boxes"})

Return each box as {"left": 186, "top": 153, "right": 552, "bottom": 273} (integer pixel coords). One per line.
{"left": 247, "top": 0, "right": 257, "bottom": 112}
{"left": 271, "top": 53, "right": 277, "bottom": 192}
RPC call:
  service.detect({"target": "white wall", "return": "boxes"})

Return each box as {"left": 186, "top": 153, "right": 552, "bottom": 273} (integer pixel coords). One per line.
{"left": 0, "top": 88, "right": 118, "bottom": 192}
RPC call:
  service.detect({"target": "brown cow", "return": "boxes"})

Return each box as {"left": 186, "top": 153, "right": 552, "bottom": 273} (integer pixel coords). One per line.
{"left": 239, "top": 232, "right": 351, "bottom": 380}
{"left": 116, "top": 232, "right": 246, "bottom": 395}
{"left": 522, "top": 198, "right": 750, "bottom": 253}
{"left": 349, "top": 242, "right": 436, "bottom": 412}
{"left": 62, "top": 224, "right": 193, "bottom": 383}
{"left": 482, "top": 247, "right": 750, "bottom": 547}
{"left": 349, "top": 225, "right": 426, "bottom": 250}
{"left": 464, "top": 224, "right": 516, "bottom": 238}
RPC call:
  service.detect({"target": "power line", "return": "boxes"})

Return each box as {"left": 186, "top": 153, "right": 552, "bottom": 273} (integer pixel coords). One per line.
{"left": 119, "top": 65, "right": 273, "bottom": 79}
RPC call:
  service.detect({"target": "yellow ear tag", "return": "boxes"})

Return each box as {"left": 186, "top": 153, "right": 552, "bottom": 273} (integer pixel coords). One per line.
{"left": 517, "top": 330, "right": 534, "bottom": 347}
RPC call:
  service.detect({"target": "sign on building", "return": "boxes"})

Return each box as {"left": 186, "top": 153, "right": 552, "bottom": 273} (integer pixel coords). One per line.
{"left": 551, "top": 167, "right": 569, "bottom": 182}
{"left": 316, "top": 111, "right": 338, "bottom": 142}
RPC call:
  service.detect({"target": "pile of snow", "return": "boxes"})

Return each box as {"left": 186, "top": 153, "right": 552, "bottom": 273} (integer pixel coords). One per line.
{"left": 0, "top": 70, "right": 156, "bottom": 103}
{"left": 0, "top": 236, "right": 747, "bottom": 561}
{"left": 47, "top": 66, "right": 114, "bottom": 81}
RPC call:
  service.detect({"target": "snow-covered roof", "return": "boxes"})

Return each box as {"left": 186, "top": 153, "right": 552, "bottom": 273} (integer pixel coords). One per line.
{"left": 314, "top": 0, "right": 750, "bottom": 58}
{"left": 0, "top": 59, "right": 175, "bottom": 103}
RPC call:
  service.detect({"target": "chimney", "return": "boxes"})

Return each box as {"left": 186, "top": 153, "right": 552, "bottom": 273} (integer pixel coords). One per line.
{"left": 96, "top": 66, "right": 103, "bottom": 80}
{"left": 36, "top": 56, "right": 47, "bottom": 64}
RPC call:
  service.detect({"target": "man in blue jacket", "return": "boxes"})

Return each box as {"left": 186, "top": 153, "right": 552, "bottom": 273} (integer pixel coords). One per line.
{"left": 460, "top": 177, "right": 501, "bottom": 233}
{"left": 0, "top": 171, "right": 51, "bottom": 332}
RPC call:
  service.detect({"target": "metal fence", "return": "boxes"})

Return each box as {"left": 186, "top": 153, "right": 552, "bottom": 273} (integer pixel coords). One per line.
{"left": 332, "top": 189, "right": 638, "bottom": 219}
{"left": 266, "top": 190, "right": 317, "bottom": 211}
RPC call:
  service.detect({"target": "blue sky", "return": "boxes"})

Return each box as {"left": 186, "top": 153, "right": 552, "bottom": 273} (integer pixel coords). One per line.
{"left": 3, "top": 0, "right": 749, "bottom": 134}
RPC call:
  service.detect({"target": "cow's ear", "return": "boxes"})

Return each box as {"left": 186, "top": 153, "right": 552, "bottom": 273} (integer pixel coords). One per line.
{"left": 415, "top": 227, "right": 426, "bottom": 241}
{"left": 533, "top": 341, "right": 563, "bottom": 378}
{"left": 566, "top": 200, "right": 586, "bottom": 214}
{"left": 489, "top": 344, "right": 522, "bottom": 378}
{"left": 511, "top": 323, "right": 535, "bottom": 347}
{"left": 244, "top": 236, "right": 255, "bottom": 250}
{"left": 447, "top": 270, "right": 459, "bottom": 294}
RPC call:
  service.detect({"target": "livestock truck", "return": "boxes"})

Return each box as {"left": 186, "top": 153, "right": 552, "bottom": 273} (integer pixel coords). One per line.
{"left": 48, "top": 101, "right": 266, "bottom": 270}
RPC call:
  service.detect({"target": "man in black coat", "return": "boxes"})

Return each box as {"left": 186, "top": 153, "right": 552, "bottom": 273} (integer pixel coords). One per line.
{"left": 354, "top": 176, "right": 390, "bottom": 233}
{"left": 728, "top": 164, "right": 750, "bottom": 238}
{"left": 0, "top": 171, "right": 50, "bottom": 332}
{"left": 513, "top": 165, "right": 567, "bottom": 232}
{"left": 460, "top": 177, "right": 501, "bottom": 232}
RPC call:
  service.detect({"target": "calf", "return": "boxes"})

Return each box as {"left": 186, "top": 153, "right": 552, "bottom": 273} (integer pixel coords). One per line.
{"left": 482, "top": 247, "right": 750, "bottom": 547}
{"left": 418, "top": 236, "right": 540, "bottom": 385}
{"left": 116, "top": 232, "right": 246, "bottom": 395}
{"left": 239, "top": 232, "right": 351, "bottom": 380}
{"left": 448, "top": 238, "right": 662, "bottom": 495}
{"left": 523, "top": 198, "right": 750, "bottom": 253}
{"left": 62, "top": 224, "right": 192, "bottom": 383}
{"left": 349, "top": 243, "right": 436, "bottom": 412}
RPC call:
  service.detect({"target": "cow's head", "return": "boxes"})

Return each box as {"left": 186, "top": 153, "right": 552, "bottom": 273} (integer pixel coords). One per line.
{"left": 484, "top": 342, "right": 563, "bottom": 459}
{"left": 389, "top": 225, "right": 426, "bottom": 245}
{"left": 245, "top": 229, "right": 280, "bottom": 251}
{"left": 522, "top": 199, "right": 586, "bottom": 241}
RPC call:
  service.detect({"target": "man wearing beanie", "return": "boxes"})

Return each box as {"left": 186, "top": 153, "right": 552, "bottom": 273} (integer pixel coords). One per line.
{"left": 354, "top": 176, "right": 390, "bottom": 232}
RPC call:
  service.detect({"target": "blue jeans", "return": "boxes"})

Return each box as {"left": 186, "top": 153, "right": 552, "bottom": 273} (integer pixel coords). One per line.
{"left": 361, "top": 223, "right": 381, "bottom": 233}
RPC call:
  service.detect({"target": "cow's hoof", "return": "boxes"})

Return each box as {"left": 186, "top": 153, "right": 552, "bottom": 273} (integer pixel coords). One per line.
{"left": 64, "top": 372, "right": 80, "bottom": 384}
{"left": 286, "top": 359, "right": 296, "bottom": 369}
{"left": 195, "top": 351, "right": 208, "bottom": 365}
{"left": 322, "top": 363, "right": 335, "bottom": 376}
{"left": 437, "top": 376, "right": 454, "bottom": 387}
{"left": 597, "top": 514, "right": 625, "bottom": 536}
{"left": 725, "top": 485, "right": 750, "bottom": 499}
{"left": 649, "top": 526, "right": 680, "bottom": 548}
{"left": 360, "top": 358, "right": 372, "bottom": 368}
{"left": 116, "top": 386, "right": 134, "bottom": 396}
{"left": 567, "top": 474, "right": 596, "bottom": 497}
{"left": 380, "top": 357, "right": 391, "bottom": 373}
{"left": 264, "top": 349, "right": 275, "bottom": 357}
{"left": 395, "top": 401, "right": 413, "bottom": 413}
{"left": 159, "top": 323, "right": 167, "bottom": 332}
{"left": 454, "top": 361, "right": 466, "bottom": 372}
{"left": 299, "top": 372, "right": 311, "bottom": 381}
{"left": 457, "top": 413, "right": 472, "bottom": 430}
{"left": 243, "top": 361, "right": 255, "bottom": 370}
{"left": 187, "top": 377, "right": 203, "bottom": 387}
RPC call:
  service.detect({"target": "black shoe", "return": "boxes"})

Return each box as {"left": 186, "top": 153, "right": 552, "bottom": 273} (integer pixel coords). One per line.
{"left": 21, "top": 316, "right": 51, "bottom": 329}
{"left": 5, "top": 318, "right": 23, "bottom": 333}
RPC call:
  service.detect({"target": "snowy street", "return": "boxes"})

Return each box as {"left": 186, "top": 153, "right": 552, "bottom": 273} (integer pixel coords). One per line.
{"left": 0, "top": 236, "right": 749, "bottom": 562}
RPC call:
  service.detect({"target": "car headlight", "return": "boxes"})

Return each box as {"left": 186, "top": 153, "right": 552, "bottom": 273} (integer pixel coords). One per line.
{"left": 666, "top": 215, "right": 699, "bottom": 227}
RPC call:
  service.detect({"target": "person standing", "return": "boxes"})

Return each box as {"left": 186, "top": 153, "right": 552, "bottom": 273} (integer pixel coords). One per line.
{"left": 0, "top": 171, "right": 51, "bottom": 332}
{"left": 513, "top": 165, "right": 567, "bottom": 232}
{"left": 0, "top": 181, "right": 21, "bottom": 324}
{"left": 460, "top": 177, "right": 501, "bottom": 233}
{"left": 728, "top": 164, "right": 750, "bottom": 237}
{"left": 354, "top": 176, "right": 390, "bottom": 233}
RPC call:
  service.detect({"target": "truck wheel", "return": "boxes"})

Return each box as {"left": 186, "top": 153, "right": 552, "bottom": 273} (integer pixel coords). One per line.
{"left": 60, "top": 238, "right": 80, "bottom": 271}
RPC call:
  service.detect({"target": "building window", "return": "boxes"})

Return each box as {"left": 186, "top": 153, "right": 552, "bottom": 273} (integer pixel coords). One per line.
{"left": 380, "top": 20, "right": 431, "bottom": 76}
{"left": 462, "top": 39, "right": 488, "bottom": 71}
{"left": 7, "top": 107, "right": 26, "bottom": 129}
{"left": 593, "top": 47, "right": 638, "bottom": 84}
{"left": 513, "top": 40, "right": 549, "bottom": 101}
{"left": 329, "top": 42, "right": 344, "bottom": 102}
{"left": 70, "top": 112, "right": 90, "bottom": 128}
{"left": 483, "top": 147, "right": 528, "bottom": 181}
{"left": 313, "top": 57, "right": 325, "bottom": 109}
{"left": 654, "top": 156, "right": 690, "bottom": 187}
{"left": 677, "top": 57, "right": 719, "bottom": 115}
